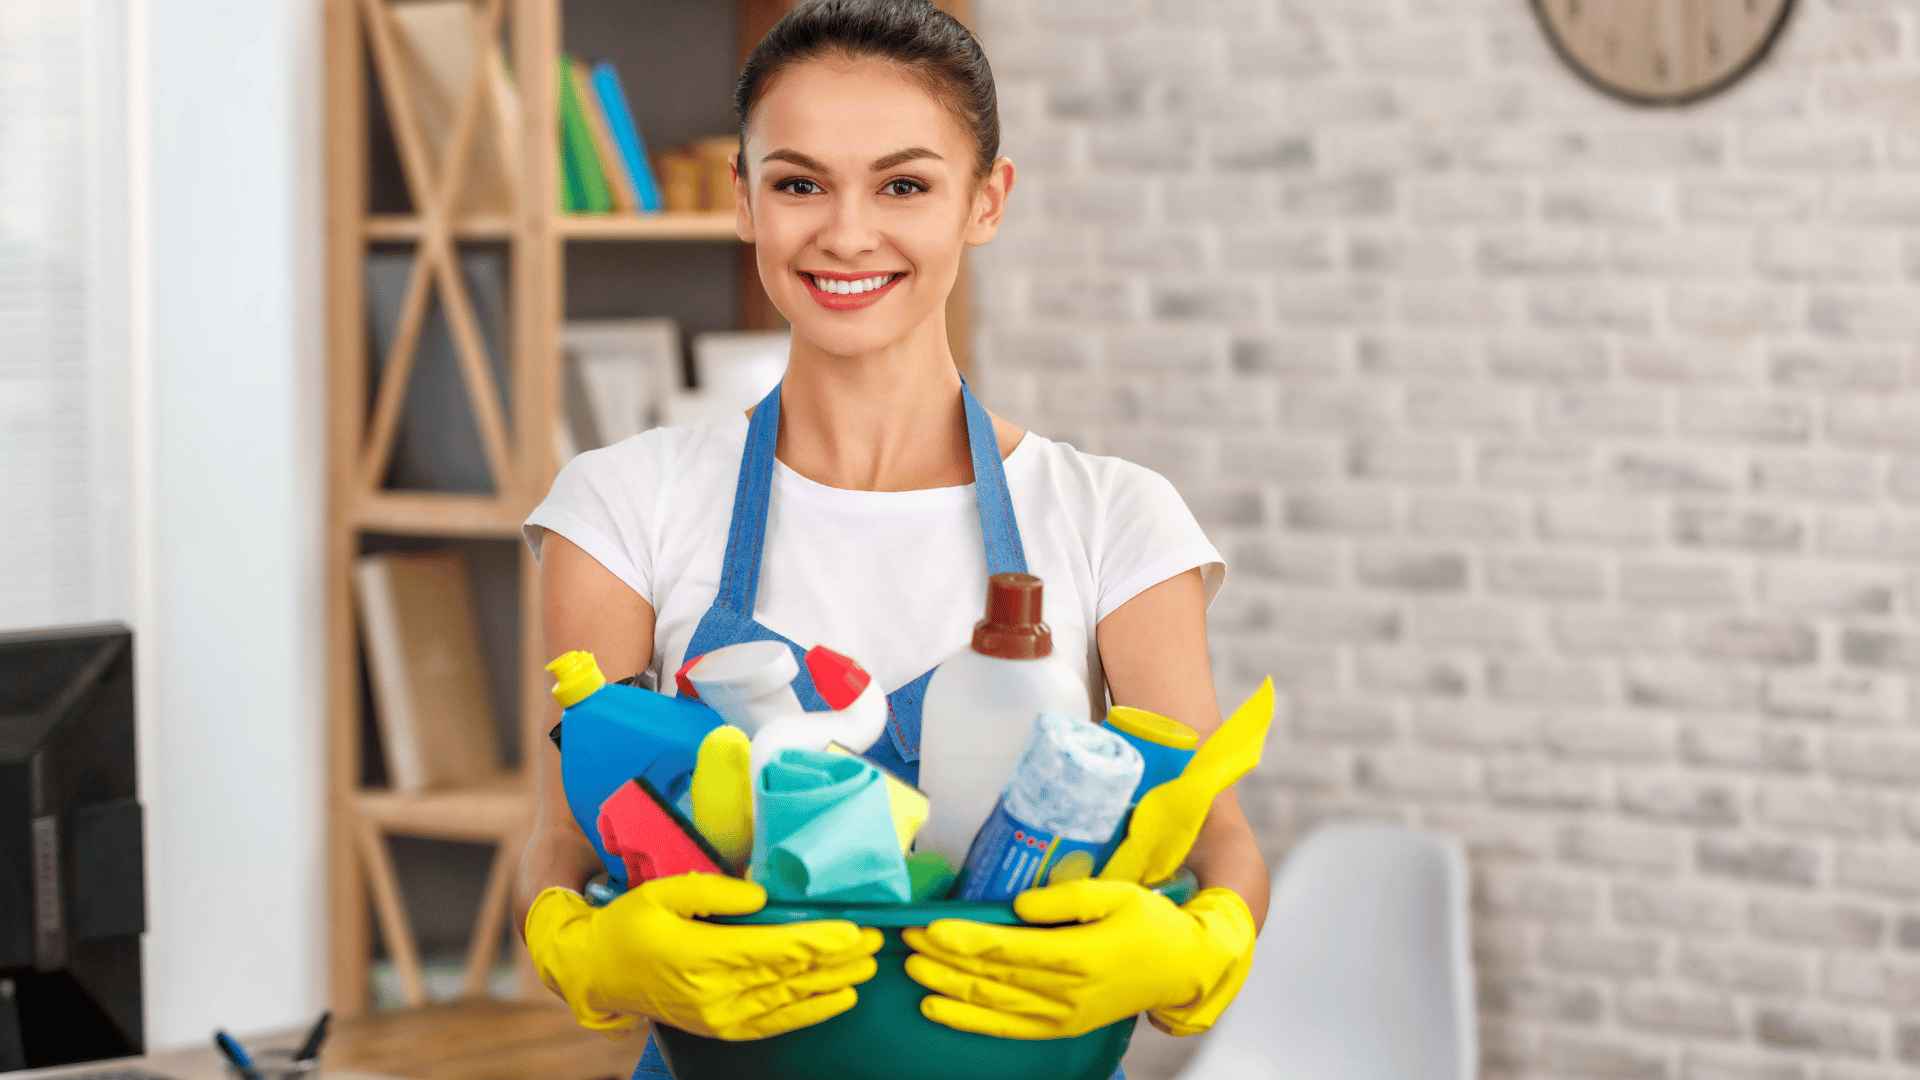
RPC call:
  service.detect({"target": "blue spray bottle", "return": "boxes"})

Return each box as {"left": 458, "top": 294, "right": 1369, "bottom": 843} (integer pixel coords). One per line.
{"left": 546, "top": 650, "right": 721, "bottom": 887}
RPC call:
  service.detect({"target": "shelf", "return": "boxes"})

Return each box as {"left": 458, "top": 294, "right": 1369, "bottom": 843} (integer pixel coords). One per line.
{"left": 355, "top": 771, "right": 531, "bottom": 843}
{"left": 364, "top": 212, "right": 739, "bottom": 243}
{"left": 365, "top": 214, "right": 514, "bottom": 241}
{"left": 353, "top": 491, "right": 532, "bottom": 539}
{"left": 329, "top": 0, "right": 973, "bottom": 1019}
{"left": 559, "top": 212, "right": 739, "bottom": 241}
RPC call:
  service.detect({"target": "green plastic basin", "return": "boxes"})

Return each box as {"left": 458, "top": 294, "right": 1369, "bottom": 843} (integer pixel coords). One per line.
{"left": 649, "top": 869, "right": 1197, "bottom": 1080}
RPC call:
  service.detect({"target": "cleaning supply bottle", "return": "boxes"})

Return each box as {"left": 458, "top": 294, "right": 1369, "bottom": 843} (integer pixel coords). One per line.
{"left": 1094, "top": 705, "right": 1200, "bottom": 871}
{"left": 1102, "top": 706, "right": 1199, "bottom": 802}
{"left": 547, "top": 650, "right": 722, "bottom": 887}
{"left": 682, "top": 640, "right": 803, "bottom": 731}
{"left": 951, "top": 711, "right": 1143, "bottom": 901}
{"left": 916, "top": 573, "right": 1090, "bottom": 864}
{"left": 802, "top": 645, "right": 888, "bottom": 755}
{"left": 684, "top": 641, "right": 890, "bottom": 777}
{"left": 1100, "top": 678, "right": 1277, "bottom": 886}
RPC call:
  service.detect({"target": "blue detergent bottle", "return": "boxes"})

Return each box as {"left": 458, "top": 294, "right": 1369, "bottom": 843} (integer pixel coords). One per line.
{"left": 546, "top": 650, "right": 721, "bottom": 887}
{"left": 1102, "top": 705, "right": 1198, "bottom": 801}
{"left": 1093, "top": 706, "right": 1199, "bottom": 872}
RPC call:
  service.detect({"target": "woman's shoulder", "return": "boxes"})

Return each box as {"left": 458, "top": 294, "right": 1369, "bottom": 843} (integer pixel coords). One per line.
{"left": 1006, "top": 428, "right": 1207, "bottom": 563}
{"left": 1009, "top": 427, "right": 1224, "bottom": 613}
{"left": 1009, "top": 426, "right": 1185, "bottom": 503}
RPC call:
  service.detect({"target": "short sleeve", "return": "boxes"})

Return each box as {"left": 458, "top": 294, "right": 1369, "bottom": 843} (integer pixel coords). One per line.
{"left": 521, "top": 431, "right": 669, "bottom": 606}
{"left": 1093, "top": 462, "right": 1228, "bottom": 623}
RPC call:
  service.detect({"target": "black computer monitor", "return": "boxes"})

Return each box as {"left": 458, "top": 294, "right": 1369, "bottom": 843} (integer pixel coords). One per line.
{"left": 0, "top": 623, "right": 145, "bottom": 1072}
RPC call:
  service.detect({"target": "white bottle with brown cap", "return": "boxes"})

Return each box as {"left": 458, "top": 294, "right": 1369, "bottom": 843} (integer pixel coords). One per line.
{"left": 916, "top": 572, "right": 1090, "bottom": 864}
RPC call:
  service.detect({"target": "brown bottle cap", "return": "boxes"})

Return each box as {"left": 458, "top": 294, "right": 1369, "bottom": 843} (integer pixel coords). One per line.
{"left": 971, "top": 573, "right": 1052, "bottom": 660}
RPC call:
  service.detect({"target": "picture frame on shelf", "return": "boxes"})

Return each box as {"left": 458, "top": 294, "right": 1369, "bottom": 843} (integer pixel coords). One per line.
{"left": 560, "top": 317, "right": 681, "bottom": 450}
{"left": 665, "top": 330, "right": 790, "bottom": 427}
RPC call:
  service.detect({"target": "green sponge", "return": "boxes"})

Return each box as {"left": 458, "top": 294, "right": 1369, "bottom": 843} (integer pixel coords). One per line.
{"left": 906, "top": 851, "right": 957, "bottom": 902}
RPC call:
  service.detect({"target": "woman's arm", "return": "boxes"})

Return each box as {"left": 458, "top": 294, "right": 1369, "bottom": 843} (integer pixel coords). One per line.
{"left": 514, "top": 532, "right": 659, "bottom": 942}
{"left": 1096, "top": 567, "right": 1271, "bottom": 933}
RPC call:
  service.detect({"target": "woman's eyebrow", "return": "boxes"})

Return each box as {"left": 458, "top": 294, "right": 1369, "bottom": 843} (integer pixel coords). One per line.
{"left": 759, "top": 147, "right": 945, "bottom": 173}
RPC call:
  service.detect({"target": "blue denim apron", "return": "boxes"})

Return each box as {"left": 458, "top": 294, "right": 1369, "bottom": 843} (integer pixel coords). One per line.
{"left": 634, "top": 378, "right": 1139, "bottom": 1079}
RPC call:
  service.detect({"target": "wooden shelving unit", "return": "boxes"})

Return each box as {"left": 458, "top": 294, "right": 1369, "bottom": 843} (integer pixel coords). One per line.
{"left": 324, "top": 0, "right": 971, "bottom": 1021}
{"left": 365, "top": 211, "right": 740, "bottom": 242}
{"left": 559, "top": 211, "right": 743, "bottom": 241}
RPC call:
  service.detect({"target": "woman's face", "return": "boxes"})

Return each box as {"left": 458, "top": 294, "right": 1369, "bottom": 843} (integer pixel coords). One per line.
{"left": 736, "top": 57, "right": 1011, "bottom": 359}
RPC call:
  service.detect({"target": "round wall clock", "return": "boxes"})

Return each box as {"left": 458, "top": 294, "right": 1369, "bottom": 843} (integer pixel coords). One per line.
{"left": 1532, "top": 0, "right": 1796, "bottom": 106}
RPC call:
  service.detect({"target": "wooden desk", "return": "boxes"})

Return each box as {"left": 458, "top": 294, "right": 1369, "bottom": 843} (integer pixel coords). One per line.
{"left": 18, "top": 1045, "right": 395, "bottom": 1080}
{"left": 17, "top": 999, "right": 643, "bottom": 1080}
{"left": 317, "top": 999, "right": 642, "bottom": 1080}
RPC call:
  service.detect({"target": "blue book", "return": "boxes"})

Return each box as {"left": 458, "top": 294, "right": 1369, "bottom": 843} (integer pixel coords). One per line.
{"left": 591, "top": 62, "right": 662, "bottom": 212}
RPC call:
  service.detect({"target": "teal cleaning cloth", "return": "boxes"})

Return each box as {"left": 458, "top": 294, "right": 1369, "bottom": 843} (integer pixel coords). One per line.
{"left": 750, "top": 749, "right": 912, "bottom": 903}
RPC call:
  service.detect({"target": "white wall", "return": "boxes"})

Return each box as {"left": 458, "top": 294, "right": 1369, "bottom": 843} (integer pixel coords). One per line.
{"left": 133, "top": 0, "right": 327, "bottom": 1049}
{"left": 978, "top": 0, "right": 1920, "bottom": 1076}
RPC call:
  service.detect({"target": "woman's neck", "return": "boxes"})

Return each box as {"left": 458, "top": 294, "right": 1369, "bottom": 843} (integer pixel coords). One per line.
{"left": 769, "top": 312, "right": 976, "bottom": 492}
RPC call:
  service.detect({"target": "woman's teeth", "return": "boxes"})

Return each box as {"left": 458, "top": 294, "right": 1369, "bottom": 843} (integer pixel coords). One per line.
{"left": 809, "top": 273, "right": 898, "bottom": 295}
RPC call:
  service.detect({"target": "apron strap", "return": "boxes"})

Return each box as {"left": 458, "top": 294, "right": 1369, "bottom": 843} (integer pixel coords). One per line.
{"left": 713, "top": 381, "right": 783, "bottom": 615}
{"left": 712, "top": 377, "right": 1029, "bottom": 616}
{"left": 961, "top": 376, "right": 1029, "bottom": 577}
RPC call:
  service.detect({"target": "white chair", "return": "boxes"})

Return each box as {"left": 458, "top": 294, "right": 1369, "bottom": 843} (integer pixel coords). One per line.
{"left": 1173, "top": 821, "right": 1477, "bottom": 1080}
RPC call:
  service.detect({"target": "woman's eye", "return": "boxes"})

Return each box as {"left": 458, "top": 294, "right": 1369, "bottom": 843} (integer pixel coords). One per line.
{"left": 775, "top": 178, "right": 821, "bottom": 196}
{"left": 883, "top": 178, "right": 927, "bottom": 197}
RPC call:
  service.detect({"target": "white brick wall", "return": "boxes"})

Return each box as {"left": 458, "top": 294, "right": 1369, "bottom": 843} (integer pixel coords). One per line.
{"left": 972, "top": 1, "right": 1920, "bottom": 1076}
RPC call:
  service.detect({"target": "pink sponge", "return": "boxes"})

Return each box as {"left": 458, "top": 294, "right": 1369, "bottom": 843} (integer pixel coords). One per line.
{"left": 596, "top": 776, "right": 727, "bottom": 886}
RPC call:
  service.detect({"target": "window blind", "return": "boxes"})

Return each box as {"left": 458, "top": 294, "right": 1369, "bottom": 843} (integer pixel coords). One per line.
{"left": 0, "top": 1, "right": 130, "bottom": 632}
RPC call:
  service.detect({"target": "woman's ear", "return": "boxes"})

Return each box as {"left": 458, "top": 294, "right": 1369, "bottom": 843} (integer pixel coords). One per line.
{"left": 963, "top": 156, "right": 1016, "bottom": 247}
{"left": 732, "top": 152, "right": 756, "bottom": 244}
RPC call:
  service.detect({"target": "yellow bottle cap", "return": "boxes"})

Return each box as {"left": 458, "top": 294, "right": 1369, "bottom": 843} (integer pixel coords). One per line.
{"left": 546, "top": 650, "right": 606, "bottom": 708}
{"left": 1105, "top": 706, "right": 1200, "bottom": 751}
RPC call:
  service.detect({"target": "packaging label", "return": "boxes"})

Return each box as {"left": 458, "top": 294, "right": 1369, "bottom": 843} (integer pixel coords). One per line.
{"left": 952, "top": 798, "right": 1109, "bottom": 902}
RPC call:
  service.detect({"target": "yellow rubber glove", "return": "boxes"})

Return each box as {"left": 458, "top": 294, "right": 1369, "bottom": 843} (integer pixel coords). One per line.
{"left": 525, "top": 873, "right": 883, "bottom": 1041}
{"left": 903, "top": 879, "right": 1255, "bottom": 1040}
{"left": 692, "top": 725, "right": 754, "bottom": 869}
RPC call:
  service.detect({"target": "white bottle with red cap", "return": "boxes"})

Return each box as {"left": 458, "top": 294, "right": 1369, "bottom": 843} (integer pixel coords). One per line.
{"left": 916, "top": 572, "right": 1090, "bottom": 864}
{"left": 681, "top": 640, "right": 888, "bottom": 778}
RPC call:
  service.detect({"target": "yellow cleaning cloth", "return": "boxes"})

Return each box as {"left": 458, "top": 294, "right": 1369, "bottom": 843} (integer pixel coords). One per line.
{"left": 826, "top": 741, "right": 929, "bottom": 853}
{"left": 1100, "top": 678, "right": 1276, "bottom": 886}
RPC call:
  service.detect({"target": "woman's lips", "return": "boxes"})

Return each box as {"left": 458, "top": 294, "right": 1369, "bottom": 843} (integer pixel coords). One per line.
{"left": 800, "top": 271, "right": 906, "bottom": 311}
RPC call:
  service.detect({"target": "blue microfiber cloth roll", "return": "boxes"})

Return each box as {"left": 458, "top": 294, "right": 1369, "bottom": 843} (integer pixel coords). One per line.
{"left": 750, "top": 748, "right": 912, "bottom": 904}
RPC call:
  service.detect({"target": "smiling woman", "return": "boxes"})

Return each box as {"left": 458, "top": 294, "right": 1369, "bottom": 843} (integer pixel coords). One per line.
{"left": 728, "top": 16, "right": 1012, "bottom": 362}
{"left": 517, "top": 4, "right": 1267, "bottom": 1079}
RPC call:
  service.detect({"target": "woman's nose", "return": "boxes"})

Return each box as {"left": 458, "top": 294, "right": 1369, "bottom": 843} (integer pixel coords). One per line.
{"left": 816, "top": 193, "right": 880, "bottom": 260}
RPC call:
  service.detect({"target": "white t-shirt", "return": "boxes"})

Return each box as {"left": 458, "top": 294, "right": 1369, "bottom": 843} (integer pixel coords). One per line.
{"left": 522, "top": 417, "right": 1226, "bottom": 722}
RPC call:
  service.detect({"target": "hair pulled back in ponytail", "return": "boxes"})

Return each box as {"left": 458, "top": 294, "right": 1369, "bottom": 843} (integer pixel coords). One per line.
{"left": 735, "top": 0, "right": 999, "bottom": 181}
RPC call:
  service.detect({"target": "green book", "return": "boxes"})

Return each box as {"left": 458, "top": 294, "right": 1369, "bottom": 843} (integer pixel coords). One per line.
{"left": 557, "top": 54, "right": 611, "bottom": 213}
{"left": 555, "top": 56, "right": 584, "bottom": 211}
{"left": 557, "top": 138, "right": 582, "bottom": 214}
